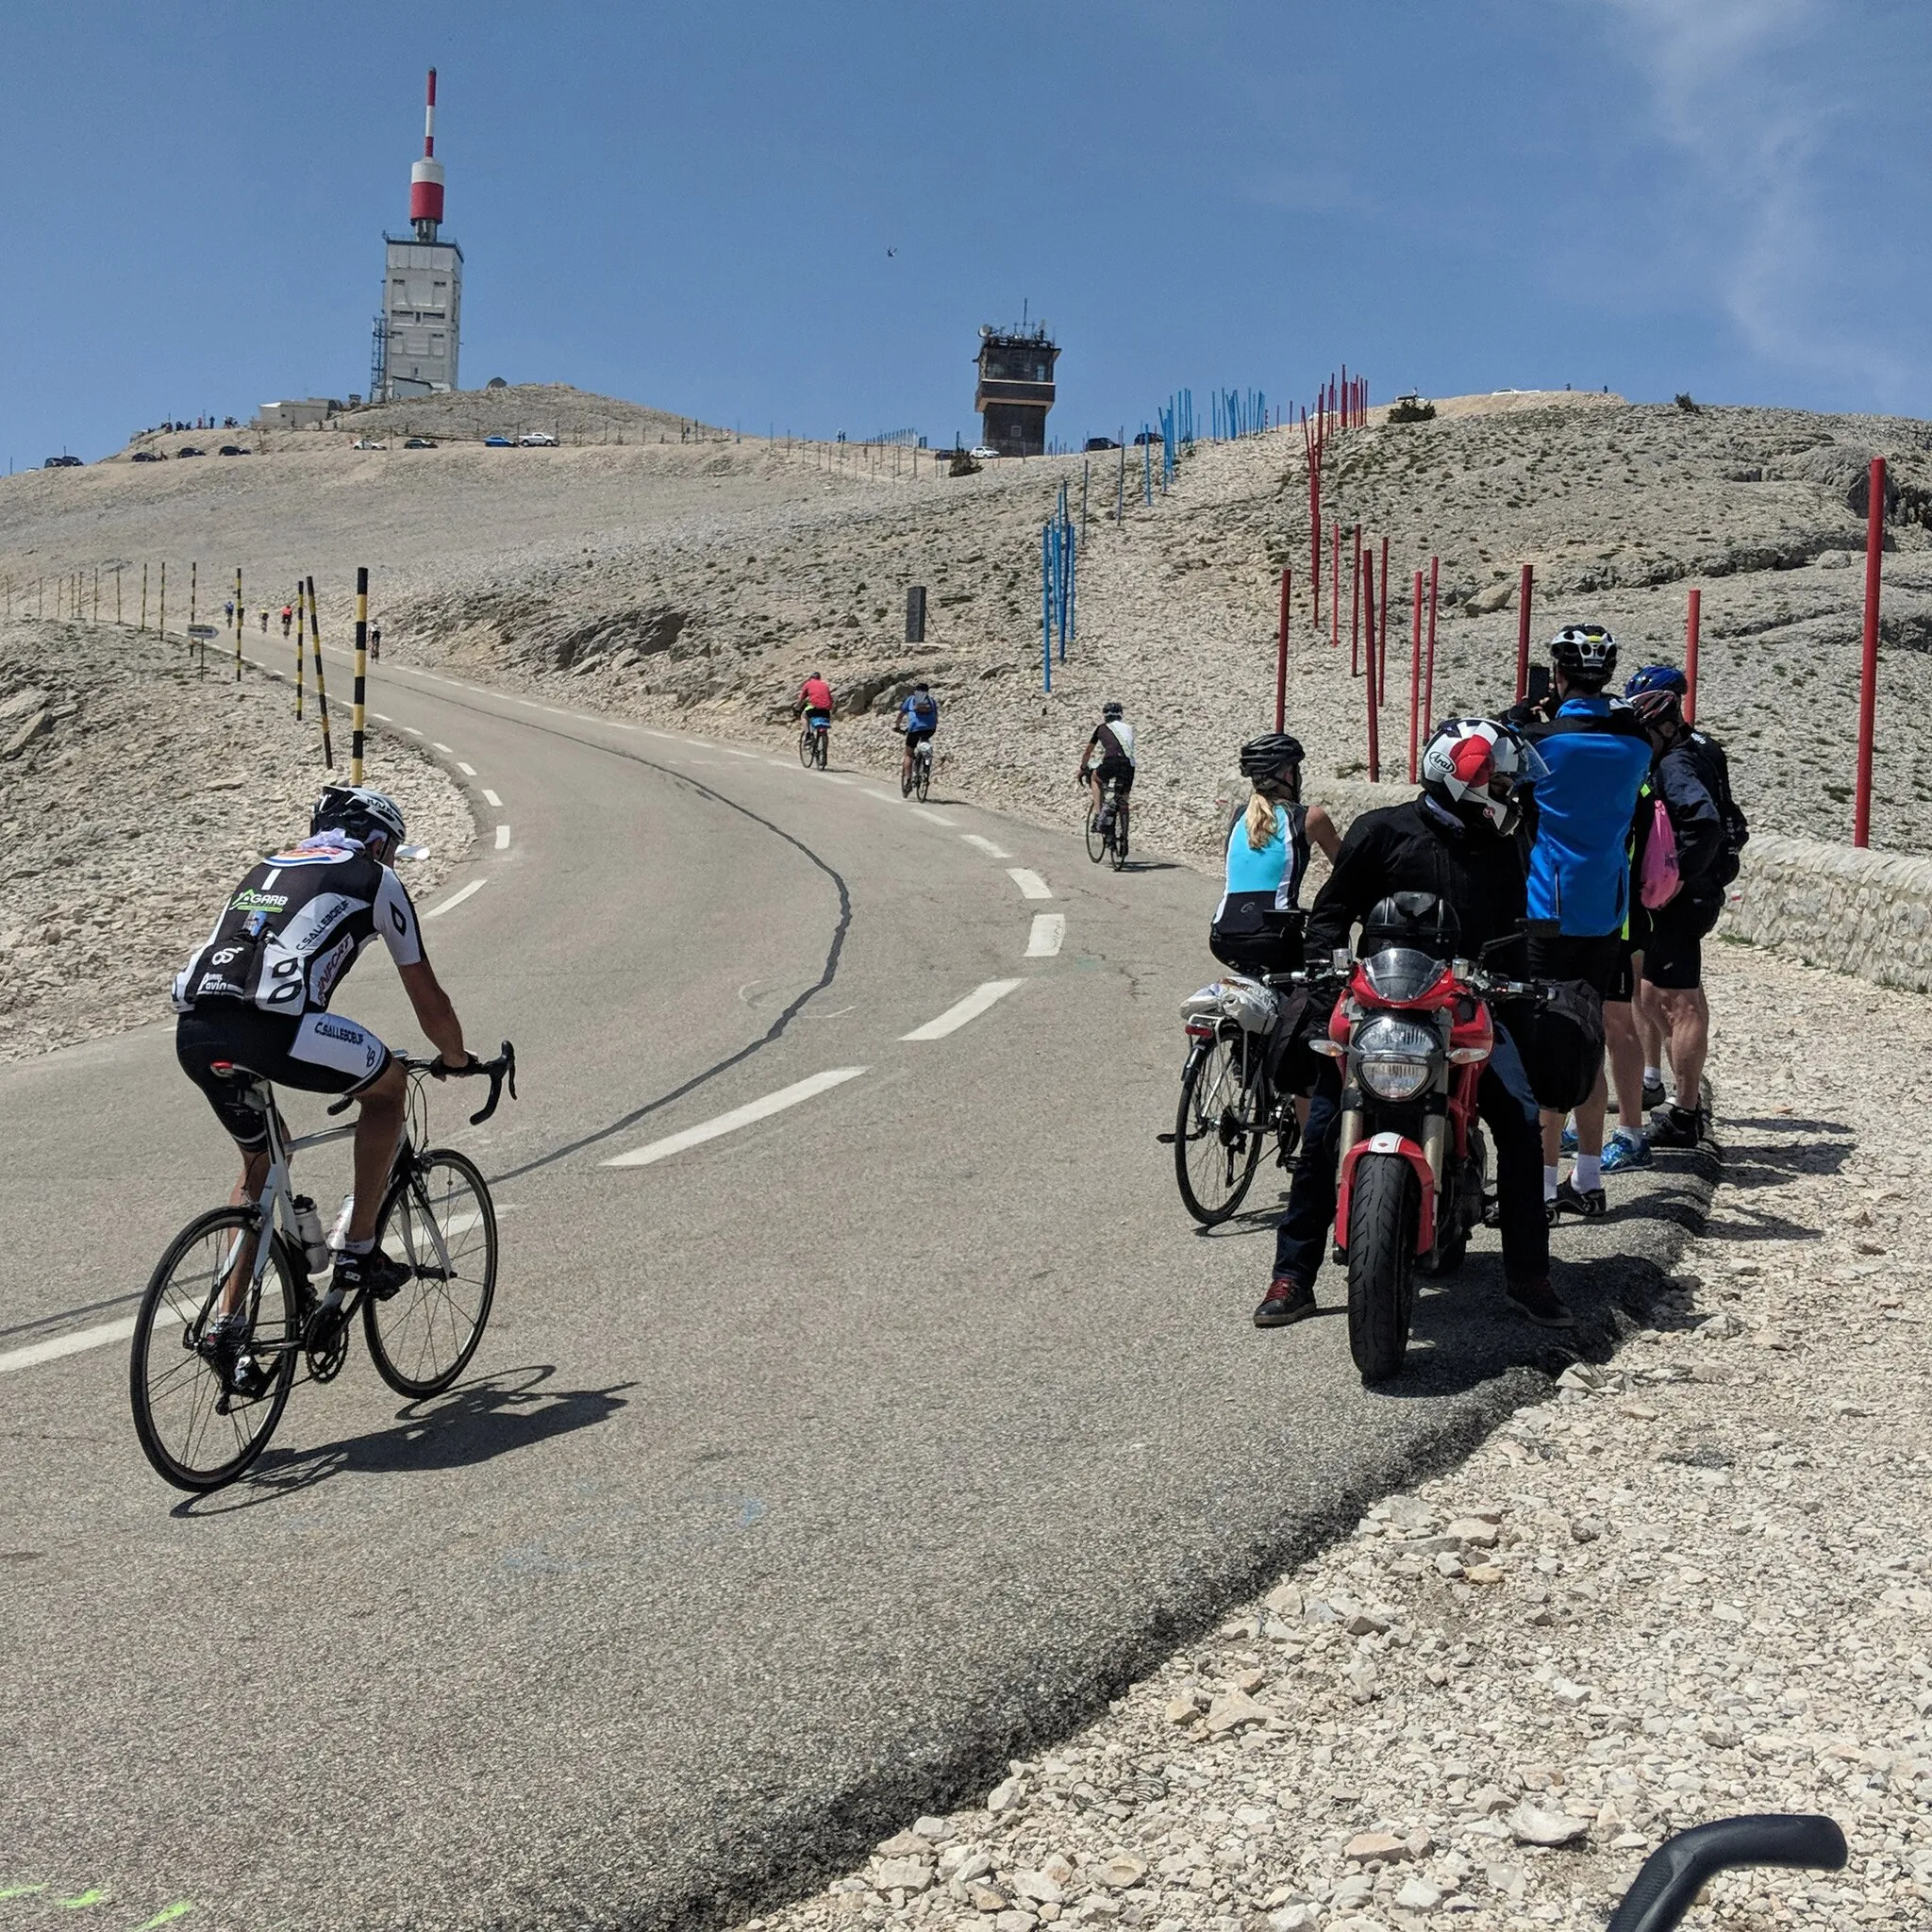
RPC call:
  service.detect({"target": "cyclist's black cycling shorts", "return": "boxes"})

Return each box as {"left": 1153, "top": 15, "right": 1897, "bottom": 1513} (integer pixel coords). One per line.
{"left": 905, "top": 727, "right": 935, "bottom": 753}
{"left": 1526, "top": 931, "right": 1623, "bottom": 1003}
{"left": 1094, "top": 756, "right": 1135, "bottom": 794}
{"left": 1642, "top": 894, "right": 1722, "bottom": 991}
{"left": 176, "top": 1005, "right": 392, "bottom": 1149}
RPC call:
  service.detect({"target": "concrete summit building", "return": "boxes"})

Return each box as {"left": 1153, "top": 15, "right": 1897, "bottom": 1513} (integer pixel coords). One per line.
{"left": 974, "top": 320, "right": 1058, "bottom": 458}
{"left": 372, "top": 68, "right": 462, "bottom": 401}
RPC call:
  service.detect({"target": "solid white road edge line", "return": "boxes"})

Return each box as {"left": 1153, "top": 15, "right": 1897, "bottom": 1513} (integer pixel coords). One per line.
{"left": 602, "top": 1067, "right": 868, "bottom": 1169}
{"left": 0, "top": 1309, "right": 172, "bottom": 1378}
{"left": 901, "top": 979, "right": 1024, "bottom": 1041}
{"left": 494, "top": 824, "right": 511, "bottom": 850}
{"left": 482, "top": 788, "right": 502, "bottom": 808}
{"left": 425, "top": 879, "right": 487, "bottom": 919}
{"left": 962, "top": 834, "right": 1012, "bottom": 859}
{"left": 1007, "top": 868, "right": 1053, "bottom": 900}
{"left": 1025, "top": 914, "right": 1066, "bottom": 958}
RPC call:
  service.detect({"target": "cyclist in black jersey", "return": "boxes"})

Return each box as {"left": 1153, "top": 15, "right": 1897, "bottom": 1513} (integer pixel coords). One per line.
{"left": 172, "top": 784, "right": 477, "bottom": 1312}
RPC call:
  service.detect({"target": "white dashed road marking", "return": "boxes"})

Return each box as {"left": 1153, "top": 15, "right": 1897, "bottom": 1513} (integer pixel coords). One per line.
{"left": 910, "top": 808, "right": 956, "bottom": 825}
{"left": 962, "top": 834, "right": 1012, "bottom": 859}
{"left": 404, "top": 726, "right": 424, "bottom": 737}
{"left": 425, "top": 879, "right": 487, "bottom": 919}
{"left": 1025, "top": 914, "right": 1066, "bottom": 958}
{"left": 432, "top": 741, "right": 455, "bottom": 754}
{"left": 901, "top": 979, "right": 1023, "bottom": 1041}
{"left": 458, "top": 761, "right": 476, "bottom": 776}
{"left": 482, "top": 789, "right": 502, "bottom": 808}
{"left": 0, "top": 1310, "right": 165, "bottom": 1378}
{"left": 602, "top": 1067, "right": 869, "bottom": 1169}
{"left": 1007, "top": 868, "right": 1053, "bottom": 900}
{"left": 494, "top": 825, "right": 511, "bottom": 850}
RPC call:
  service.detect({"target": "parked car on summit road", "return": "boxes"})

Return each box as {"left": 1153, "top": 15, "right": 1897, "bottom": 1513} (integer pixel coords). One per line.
{"left": 131, "top": 450, "right": 163, "bottom": 462}
{"left": 217, "top": 445, "right": 250, "bottom": 457}
{"left": 516, "top": 430, "right": 558, "bottom": 447}
{"left": 404, "top": 437, "right": 438, "bottom": 449}
{"left": 969, "top": 445, "right": 999, "bottom": 460}
{"left": 43, "top": 455, "right": 82, "bottom": 468}
{"left": 352, "top": 438, "right": 386, "bottom": 450}
{"left": 483, "top": 435, "right": 513, "bottom": 447}
{"left": 175, "top": 446, "right": 205, "bottom": 458}
{"left": 1085, "top": 437, "right": 1119, "bottom": 451}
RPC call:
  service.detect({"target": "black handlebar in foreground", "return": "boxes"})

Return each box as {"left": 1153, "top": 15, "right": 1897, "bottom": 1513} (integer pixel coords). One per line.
{"left": 328, "top": 1041, "right": 517, "bottom": 1124}
{"left": 1607, "top": 1816, "right": 1846, "bottom": 1932}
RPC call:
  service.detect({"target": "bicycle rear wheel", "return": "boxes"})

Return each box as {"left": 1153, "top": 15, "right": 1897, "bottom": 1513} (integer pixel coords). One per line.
{"left": 364, "top": 1149, "right": 498, "bottom": 1397}
{"left": 1085, "top": 807, "right": 1106, "bottom": 862}
{"left": 914, "top": 754, "right": 931, "bottom": 802}
{"left": 130, "top": 1208, "right": 298, "bottom": 1491}
{"left": 1111, "top": 810, "right": 1129, "bottom": 870}
{"left": 815, "top": 729, "right": 829, "bottom": 770}
{"left": 1174, "top": 1039, "right": 1266, "bottom": 1224}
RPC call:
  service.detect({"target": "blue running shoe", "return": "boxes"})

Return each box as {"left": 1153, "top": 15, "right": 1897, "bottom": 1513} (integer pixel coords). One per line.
{"left": 1559, "top": 1120, "right": 1579, "bottom": 1154}
{"left": 1601, "top": 1129, "right": 1652, "bottom": 1174}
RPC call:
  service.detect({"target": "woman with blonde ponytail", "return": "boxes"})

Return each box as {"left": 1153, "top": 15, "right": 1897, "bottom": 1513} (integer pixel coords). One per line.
{"left": 1208, "top": 734, "right": 1339, "bottom": 977}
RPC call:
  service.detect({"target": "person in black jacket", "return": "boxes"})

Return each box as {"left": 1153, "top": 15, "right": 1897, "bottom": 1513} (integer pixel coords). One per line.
{"left": 1627, "top": 682, "right": 1724, "bottom": 1147}
{"left": 1256, "top": 720, "right": 1571, "bottom": 1332}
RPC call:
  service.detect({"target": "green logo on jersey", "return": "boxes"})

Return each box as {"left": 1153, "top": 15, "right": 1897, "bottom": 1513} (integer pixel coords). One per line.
{"left": 230, "top": 888, "right": 290, "bottom": 912}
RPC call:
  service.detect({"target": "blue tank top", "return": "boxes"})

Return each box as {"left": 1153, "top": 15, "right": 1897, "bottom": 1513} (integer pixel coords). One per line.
{"left": 1223, "top": 802, "right": 1309, "bottom": 906}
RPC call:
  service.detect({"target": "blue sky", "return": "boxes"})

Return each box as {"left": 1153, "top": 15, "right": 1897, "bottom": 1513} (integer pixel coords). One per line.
{"left": 4, "top": 0, "right": 1927, "bottom": 463}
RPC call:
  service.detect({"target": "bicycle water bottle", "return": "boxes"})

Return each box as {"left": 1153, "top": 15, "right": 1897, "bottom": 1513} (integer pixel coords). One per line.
{"left": 291, "top": 1195, "right": 329, "bottom": 1274}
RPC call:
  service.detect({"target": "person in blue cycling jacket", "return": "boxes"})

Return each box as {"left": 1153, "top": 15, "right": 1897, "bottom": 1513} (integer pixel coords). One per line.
{"left": 1506, "top": 625, "right": 1655, "bottom": 1220}
{"left": 896, "top": 681, "right": 940, "bottom": 791}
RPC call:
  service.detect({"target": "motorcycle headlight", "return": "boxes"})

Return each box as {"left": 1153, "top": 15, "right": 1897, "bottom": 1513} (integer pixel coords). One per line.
{"left": 1354, "top": 1015, "right": 1441, "bottom": 1102}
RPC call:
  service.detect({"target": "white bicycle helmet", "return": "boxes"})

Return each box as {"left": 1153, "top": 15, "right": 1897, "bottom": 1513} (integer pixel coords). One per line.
{"left": 311, "top": 784, "right": 407, "bottom": 853}
{"left": 1549, "top": 624, "right": 1618, "bottom": 687}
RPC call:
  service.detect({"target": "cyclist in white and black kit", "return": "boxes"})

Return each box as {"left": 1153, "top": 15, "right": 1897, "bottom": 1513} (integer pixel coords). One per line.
{"left": 1078, "top": 700, "right": 1137, "bottom": 839}
{"left": 173, "top": 785, "right": 476, "bottom": 1319}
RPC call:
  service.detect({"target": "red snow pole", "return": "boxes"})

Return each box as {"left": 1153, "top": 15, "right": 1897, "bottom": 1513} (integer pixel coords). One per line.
{"left": 1350, "top": 525, "right": 1363, "bottom": 676}
{"left": 1855, "top": 456, "right": 1886, "bottom": 847}
{"left": 1364, "top": 548, "right": 1380, "bottom": 780}
{"left": 1408, "top": 568, "right": 1424, "bottom": 782}
{"left": 1378, "top": 534, "right": 1391, "bottom": 706}
{"left": 1330, "top": 521, "right": 1341, "bottom": 649}
{"left": 1424, "top": 555, "right": 1440, "bottom": 741}
{"left": 1274, "top": 568, "right": 1291, "bottom": 732}
{"left": 1514, "top": 564, "right": 1534, "bottom": 701}
{"left": 1684, "top": 587, "right": 1701, "bottom": 725}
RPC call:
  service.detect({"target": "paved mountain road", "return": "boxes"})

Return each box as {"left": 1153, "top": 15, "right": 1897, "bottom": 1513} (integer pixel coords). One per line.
{"left": 0, "top": 660, "right": 1708, "bottom": 1932}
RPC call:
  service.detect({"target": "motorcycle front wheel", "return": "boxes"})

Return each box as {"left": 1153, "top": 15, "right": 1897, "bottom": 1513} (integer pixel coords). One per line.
{"left": 1346, "top": 1153, "right": 1420, "bottom": 1384}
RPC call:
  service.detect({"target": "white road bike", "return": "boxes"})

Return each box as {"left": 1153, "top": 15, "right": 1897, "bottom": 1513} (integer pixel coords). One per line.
{"left": 129, "top": 1044, "right": 514, "bottom": 1492}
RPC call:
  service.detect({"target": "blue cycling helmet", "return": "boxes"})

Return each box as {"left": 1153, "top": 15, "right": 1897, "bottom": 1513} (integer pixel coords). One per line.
{"left": 1625, "top": 663, "right": 1688, "bottom": 699}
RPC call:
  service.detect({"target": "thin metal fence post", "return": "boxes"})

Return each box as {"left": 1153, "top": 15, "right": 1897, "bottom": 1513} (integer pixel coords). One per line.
{"left": 1855, "top": 458, "right": 1886, "bottom": 846}
{"left": 1274, "top": 568, "right": 1291, "bottom": 733}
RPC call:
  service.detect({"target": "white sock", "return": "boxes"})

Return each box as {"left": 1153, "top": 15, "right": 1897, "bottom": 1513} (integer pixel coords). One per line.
{"left": 1543, "top": 1164, "right": 1559, "bottom": 1202}
{"left": 342, "top": 1236, "right": 375, "bottom": 1257}
{"left": 1574, "top": 1154, "right": 1602, "bottom": 1192}
{"left": 1644, "top": 1065, "right": 1663, "bottom": 1087}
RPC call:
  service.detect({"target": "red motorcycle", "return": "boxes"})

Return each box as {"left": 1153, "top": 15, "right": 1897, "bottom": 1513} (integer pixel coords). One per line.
{"left": 1307, "top": 895, "right": 1544, "bottom": 1383}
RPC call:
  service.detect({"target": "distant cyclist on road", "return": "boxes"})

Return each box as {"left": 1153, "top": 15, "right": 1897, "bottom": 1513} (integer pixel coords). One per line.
{"left": 896, "top": 680, "right": 940, "bottom": 791}
{"left": 1077, "top": 700, "right": 1137, "bottom": 841}
{"left": 172, "top": 786, "right": 480, "bottom": 1376}
{"left": 797, "top": 671, "right": 834, "bottom": 741}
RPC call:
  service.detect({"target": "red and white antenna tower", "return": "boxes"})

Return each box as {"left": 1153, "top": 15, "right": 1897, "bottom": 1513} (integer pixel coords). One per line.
{"left": 409, "top": 67, "right": 444, "bottom": 242}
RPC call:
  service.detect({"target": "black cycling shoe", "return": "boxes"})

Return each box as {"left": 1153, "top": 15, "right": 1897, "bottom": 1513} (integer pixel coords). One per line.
{"left": 1507, "top": 1277, "right": 1576, "bottom": 1328}
{"left": 331, "top": 1246, "right": 412, "bottom": 1301}
{"left": 1641, "top": 1075, "right": 1668, "bottom": 1112}
{"left": 1547, "top": 1178, "right": 1607, "bottom": 1223}
{"left": 204, "top": 1313, "right": 272, "bottom": 1402}
{"left": 1649, "top": 1105, "right": 1706, "bottom": 1149}
{"left": 1254, "top": 1276, "right": 1318, "bottom": 1327}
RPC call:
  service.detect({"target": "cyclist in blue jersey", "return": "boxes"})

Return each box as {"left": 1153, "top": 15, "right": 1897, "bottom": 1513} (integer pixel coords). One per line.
{"left": 1507, "top": 625, "right": 1656, "bottom": 1220}
{"left": 896, "top": 680, "right": 941, "bottom": 791}
{"left": 1208, "top": 733, "right": 1339, "bottom": 976}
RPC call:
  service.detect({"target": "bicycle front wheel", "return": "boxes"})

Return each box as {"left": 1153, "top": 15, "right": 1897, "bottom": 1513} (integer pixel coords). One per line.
{"left": 1085, "top": 807, "right": 1106, "bottom": 862}
{"left": 1111, "top": 812, "right": 1129, "bottom": 870}
{"left": 798, "top": 730, "right": 814, "bottom": 769}
{"left": 130, "top": 1208, "right": 297, "bottom": 1491}
{"left": 364, "top": 1149, "right": 498, "bottom": 1397}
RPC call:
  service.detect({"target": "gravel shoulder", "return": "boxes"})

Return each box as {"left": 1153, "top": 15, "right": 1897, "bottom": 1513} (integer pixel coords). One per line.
{"left": 725, "top": 943, "right": 1932, "bottom": 1932}
{"left": 0, "top": 617, "right": 475, "bottom": 1061}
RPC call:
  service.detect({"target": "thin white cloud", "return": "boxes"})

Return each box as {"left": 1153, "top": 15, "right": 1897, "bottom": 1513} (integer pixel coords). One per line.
{"left": 1597, "top": 0, "right": 1907, "bottom": 393}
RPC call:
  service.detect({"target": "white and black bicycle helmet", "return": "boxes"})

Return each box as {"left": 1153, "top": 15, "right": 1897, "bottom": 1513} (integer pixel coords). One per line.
{"left": 1102, "top": 699, "right": 1125, "bottom": 720}
{"left": 311, "top": 783, "right": 407, "bottom": 854}
{"left": 1549, "top": 623, "right": 1618, "bottom": 689}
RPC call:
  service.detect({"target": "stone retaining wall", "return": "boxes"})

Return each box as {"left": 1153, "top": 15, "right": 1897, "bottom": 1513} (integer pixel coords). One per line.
{"left": 1212, "top": 773, "right": 1932, "bottom": 996}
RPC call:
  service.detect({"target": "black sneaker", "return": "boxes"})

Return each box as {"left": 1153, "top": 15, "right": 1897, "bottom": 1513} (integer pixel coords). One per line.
{"left": 1547, "top": 1178, "right": 1607, "bottom": 1223}
{"left": 1641, "top": 1075, "right": 1668, "bottom": 1112}
{"left": 1254, "top": 1276, "right": 1318, "bottom": 1327}
{"left": 1507, "top": 1278, "right": 1575, "bottom": 1328}
{"left": 331, "top": 1246, "right": 412, "bottom": 1300}
{"left": 1649, "top": 1106, "right": 1706, "bottom": 1149}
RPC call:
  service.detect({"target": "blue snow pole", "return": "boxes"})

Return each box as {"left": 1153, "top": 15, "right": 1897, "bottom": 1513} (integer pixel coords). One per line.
{"left": 1041, "top": 522, "right": 1053, "bottom": 691}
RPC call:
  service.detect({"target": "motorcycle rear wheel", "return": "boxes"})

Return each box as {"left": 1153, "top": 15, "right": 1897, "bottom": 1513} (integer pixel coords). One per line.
{"left": 1346, "top": 1154, "right": 1419, "bottom": 1384}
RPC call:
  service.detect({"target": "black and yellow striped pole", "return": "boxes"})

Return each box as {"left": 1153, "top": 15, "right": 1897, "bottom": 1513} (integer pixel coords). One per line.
{"left": 157, "top": 563, "right": 164, "bottom": 638}
{"left": 352, "top": 566, "right": 369, "bottom": 783}
{"left": 234, "top": 566, "right": 243, "bottom": 681}
{"left": 307, "top": 575, "right": 334, "bottom": 770}
{"left": 294, "top": 580, "right": 305, "bottom": 718}
{"left": 190, "top": 561, "right": 198, "bottom": 671}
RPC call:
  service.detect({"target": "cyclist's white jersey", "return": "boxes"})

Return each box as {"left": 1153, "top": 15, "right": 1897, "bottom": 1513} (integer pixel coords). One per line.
{"left": 172, "top": 833, "right": 423, "bottom": 1018}
{"left": 1084, "top": 720, "right": 1137, "bottom": 770}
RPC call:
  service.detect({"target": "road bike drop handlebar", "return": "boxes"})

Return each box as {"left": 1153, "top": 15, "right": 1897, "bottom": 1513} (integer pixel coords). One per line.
{"left": 1606, "top": 1814, "right": 1845, "bottom": 1932}
{"left": 327, "top": 1041, "right": 518, "bottom": 1126}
